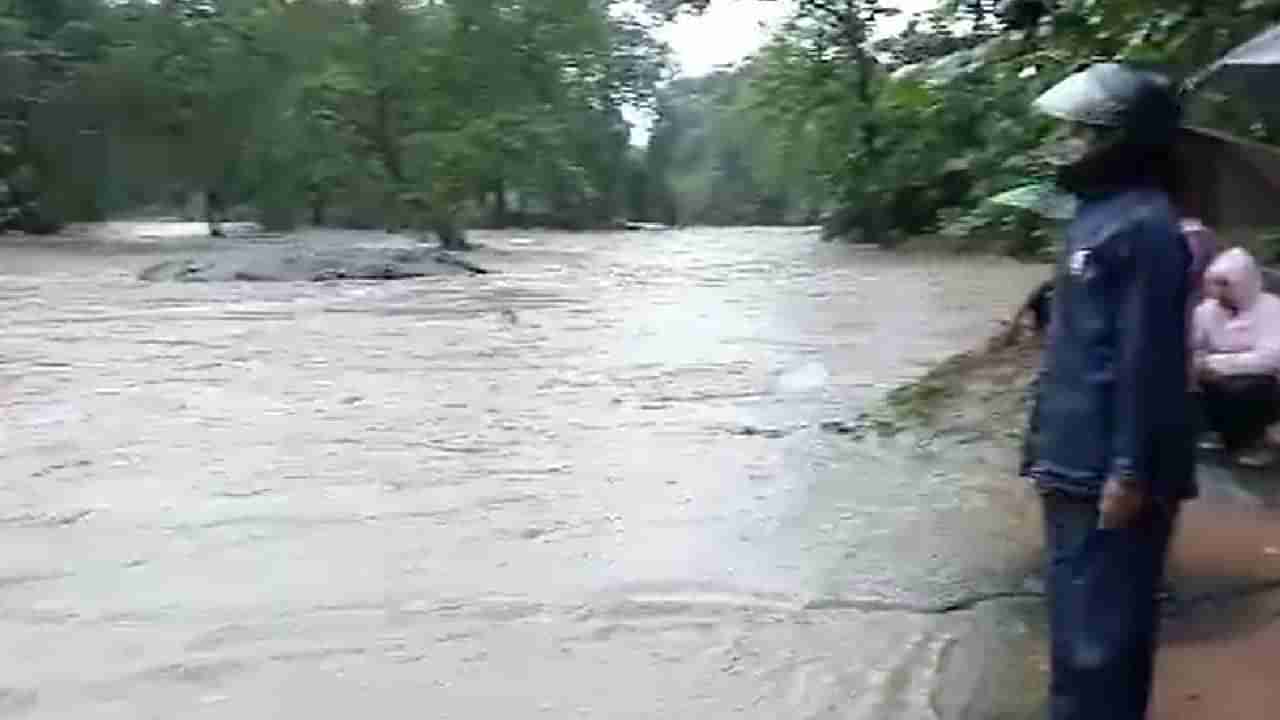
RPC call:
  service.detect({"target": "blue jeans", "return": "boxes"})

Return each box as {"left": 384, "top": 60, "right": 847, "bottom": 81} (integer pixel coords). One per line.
{"left": 1042, "top": 492, "right": 1175, "bottom": 720}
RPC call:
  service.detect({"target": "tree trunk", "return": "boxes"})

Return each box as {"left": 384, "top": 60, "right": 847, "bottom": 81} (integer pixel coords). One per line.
{"left": 311, "top": 191, "right": 327, "bottom": 227}
{"left": 433, "top": 213, "right": 469, "bottom": 251}
{"left": 206, "top": 189, "right": 225, "bottom": 237}
{"left": 385, "top": 195, "right": 399, "bottom": 233}
{"left": 491, "top": 177, "right": 508, "bottom": 227}
{"left": 833, "top": 2, "right": 883, "bottom": 245}
{"left": 857, "top": 60, "right": 882, "bottom": 245}
{"left": 371, "top": 88, "right": 406, "bottom": 234}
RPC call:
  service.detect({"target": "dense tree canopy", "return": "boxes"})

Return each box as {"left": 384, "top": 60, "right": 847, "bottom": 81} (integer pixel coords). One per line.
{"left": 641, "top": 66, "right": 823, "bottom": 226}
{"left": 0, "top": 0, "right": 668, "bottom": 245}
{"left": 3, "top": 0, "right": 1279, "bottom": 253}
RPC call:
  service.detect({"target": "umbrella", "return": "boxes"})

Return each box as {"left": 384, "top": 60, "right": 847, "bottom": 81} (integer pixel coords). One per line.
{"left": 987, "top": 182, "right": 1078, "bottom": 221}
{"left": 1184, "top": 24, "right": 1280, "bottom": 118}
{"left": 983, "top": 126, "right": 1280, "bottom": 231}
{"left": 994, "top": 29, "right": 1280, "bottom": 230}
{"left": 1173, "top": 24, "right": 1280, "bottom": 231}
{"left": 1172, "top": 125, "right": 1280, "bottom": 231}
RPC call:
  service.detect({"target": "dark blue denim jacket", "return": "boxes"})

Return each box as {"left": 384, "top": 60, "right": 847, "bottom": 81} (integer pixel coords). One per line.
{"left": 1023, "top": 188, "right": 1197, "bottom": 501}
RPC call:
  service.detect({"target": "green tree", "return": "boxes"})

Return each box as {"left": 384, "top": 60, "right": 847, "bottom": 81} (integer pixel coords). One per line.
{"left": 1, "top": 0, "right": 670, "bottom": 240}
{"left": 671, "top": 0, "right": 1280, "bottom": 251}
{"left": 1, "top": 0, "right": 110, "bottom": 231}
{"left": 94, "top": 0, "right": 301, "bottom": 234}
{"left": 644, "top": 66, "right": 822, "bottom": 226}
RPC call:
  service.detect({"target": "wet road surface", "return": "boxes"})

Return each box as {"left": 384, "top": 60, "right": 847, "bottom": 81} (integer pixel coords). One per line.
{"left": 0, "top": 226, "right": 1049, "bottom": 718}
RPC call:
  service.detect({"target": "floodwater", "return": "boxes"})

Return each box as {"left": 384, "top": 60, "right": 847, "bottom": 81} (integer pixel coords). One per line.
{"left": 0, "top": 226, "right": 1049, "bottom": 719}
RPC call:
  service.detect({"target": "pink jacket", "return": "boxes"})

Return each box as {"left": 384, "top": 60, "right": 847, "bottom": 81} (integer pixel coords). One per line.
{"left": 1192, "top": 247, "right": 1280, "bottom": 377}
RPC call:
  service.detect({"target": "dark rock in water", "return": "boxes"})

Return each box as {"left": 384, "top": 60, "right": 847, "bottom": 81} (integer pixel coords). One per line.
{"left": 140, "top": 244, "right": 492, "bottom": 283}
{"left": 624, "top": 221, "right": 670, "bottom": 231}
{"left": 728, "top": 424, "right": 791, "bottom": 439}
{"left": 947, "top": 430, "right": 986, "bottom": 446}
{"left": 819, "top": 419, "right": 862, "bottom": 435}
{"left": 432, "top": 251, "right": 491, "bottom": 275}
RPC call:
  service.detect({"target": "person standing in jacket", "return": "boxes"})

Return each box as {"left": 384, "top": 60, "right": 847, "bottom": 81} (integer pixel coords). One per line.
{"left": 1021, "top": 63, "right": 1196, "bottom": 720}
{"left": 1193, "top": 247, "right": 1280, "bottom": 466}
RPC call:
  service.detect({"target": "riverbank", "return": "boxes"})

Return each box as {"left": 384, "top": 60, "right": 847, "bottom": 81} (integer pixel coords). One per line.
{"left": 878, "top": 331, "right": 1280, "bottom": 719}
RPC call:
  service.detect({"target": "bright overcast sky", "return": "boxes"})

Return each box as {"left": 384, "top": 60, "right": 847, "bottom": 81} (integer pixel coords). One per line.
{"left": 626, "top": 0, "right": 939, "bottom": 143}
{"left": 661, "top": 0, "right": 941, "bottom": 76}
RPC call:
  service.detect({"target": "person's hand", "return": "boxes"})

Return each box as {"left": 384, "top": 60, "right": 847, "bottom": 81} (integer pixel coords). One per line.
{"left": 1098, "top": 476, "right": 1146, "bottom": 530}
{"left": 1193, "top": 352, "right": 1216, "bottom": 381}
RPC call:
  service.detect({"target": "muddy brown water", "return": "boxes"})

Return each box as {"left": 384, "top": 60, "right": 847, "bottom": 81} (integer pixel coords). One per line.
{"left": 1, "top": 225, "right": 1051, "bottom": 719}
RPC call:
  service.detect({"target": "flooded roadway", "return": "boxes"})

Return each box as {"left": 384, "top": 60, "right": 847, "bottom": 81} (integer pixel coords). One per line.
{"left": 0, "top": 226, "right": 1048, "bottom": 718}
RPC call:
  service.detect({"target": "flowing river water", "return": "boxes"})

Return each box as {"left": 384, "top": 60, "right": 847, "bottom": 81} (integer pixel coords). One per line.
{"left": 0, "top": 226, "right": 1050, "bottom": 719}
